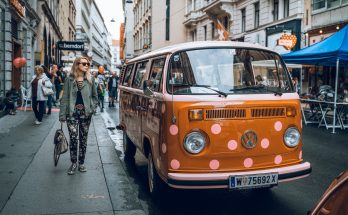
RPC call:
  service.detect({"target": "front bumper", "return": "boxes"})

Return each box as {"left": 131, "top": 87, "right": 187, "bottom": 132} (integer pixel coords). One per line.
{"left": 167, "top": 162, "right": 311, "bottom": 189}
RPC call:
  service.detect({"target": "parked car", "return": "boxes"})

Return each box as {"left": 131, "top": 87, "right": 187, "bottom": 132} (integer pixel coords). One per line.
{"left": 118, "top": 41, "right": 312, "bottom": 197}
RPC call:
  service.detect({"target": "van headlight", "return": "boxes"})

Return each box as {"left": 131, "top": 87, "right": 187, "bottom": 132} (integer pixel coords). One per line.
{"left": 284, "top": 127, "right": 301, "bottom": 148}
{"left": 184, "top": 132, "right": 206, "bottom": 154}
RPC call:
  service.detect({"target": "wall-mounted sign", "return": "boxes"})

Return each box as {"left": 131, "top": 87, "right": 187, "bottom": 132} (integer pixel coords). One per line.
{"left": 277, "top": 34, "right": 297, "bottom": 50}
{"left": 9, "top": 0, "right": 25, "bottom": 17}
{"left": 57, "top": 41, "right": 84, "bottom": 51}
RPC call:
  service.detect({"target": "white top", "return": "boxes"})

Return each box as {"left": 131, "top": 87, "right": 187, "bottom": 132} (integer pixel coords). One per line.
{"left": 128, "top": 41, "right": 275, "bottom": 63}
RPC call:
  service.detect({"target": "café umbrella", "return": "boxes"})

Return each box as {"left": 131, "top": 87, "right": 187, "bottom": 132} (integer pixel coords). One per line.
{"left": 282, "top": 25, "right": 348, "bottom": 133}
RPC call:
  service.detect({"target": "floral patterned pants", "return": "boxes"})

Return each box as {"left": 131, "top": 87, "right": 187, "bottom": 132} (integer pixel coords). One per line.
{"left": 67, "top": 113, "right": 91, "bottom": 165}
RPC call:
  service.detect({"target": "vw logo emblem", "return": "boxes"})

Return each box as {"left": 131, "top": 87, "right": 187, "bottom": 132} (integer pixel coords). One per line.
{"left": 241, "top": 130, "right": 257, "bottom": 149}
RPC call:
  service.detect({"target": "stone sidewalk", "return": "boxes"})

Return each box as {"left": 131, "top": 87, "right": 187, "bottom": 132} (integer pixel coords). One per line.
{"left": 0, "top": 111, "right": 144, "bottom": 215}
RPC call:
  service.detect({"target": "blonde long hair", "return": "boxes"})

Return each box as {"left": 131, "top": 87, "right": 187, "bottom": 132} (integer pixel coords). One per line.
{"left": 69, "top": 56, "right": 92, "bottom": 84}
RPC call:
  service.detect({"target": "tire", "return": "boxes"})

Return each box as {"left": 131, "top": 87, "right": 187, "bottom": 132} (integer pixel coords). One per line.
{"left": 54, "top": 144, "right": 60, "bottom": 166}
{"left": 147, "top": 152, "right": 165, "bottom": 198}
{"left": 123, "top": 131, "right": 136, "bottom": 160}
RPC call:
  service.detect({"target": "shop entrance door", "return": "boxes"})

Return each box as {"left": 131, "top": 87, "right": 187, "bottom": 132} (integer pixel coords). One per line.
{"left": 12, "top": 41, "right": 22, "bottom": 90}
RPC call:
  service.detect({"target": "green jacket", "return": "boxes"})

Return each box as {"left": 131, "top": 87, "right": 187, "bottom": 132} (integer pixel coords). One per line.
{"left": 59, "top": 76, "right": 98, "bottom": 121}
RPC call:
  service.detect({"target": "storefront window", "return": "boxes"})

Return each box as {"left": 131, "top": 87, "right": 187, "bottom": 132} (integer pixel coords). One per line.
{"left": 0, "top": 7, "right": 5, "bottom": 98}
{"left": 342, "top": 0, "right": 348, "bottom": 4}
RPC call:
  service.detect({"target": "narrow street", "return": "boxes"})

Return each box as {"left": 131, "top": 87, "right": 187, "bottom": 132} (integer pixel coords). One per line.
{"left": 0, "top": 102, "right": 348, "bottom": 214}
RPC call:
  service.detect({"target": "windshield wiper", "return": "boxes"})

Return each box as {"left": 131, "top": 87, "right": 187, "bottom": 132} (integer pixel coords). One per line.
{"left": 193, "top": 84, "right": 228, "bottom": 97}
{"left": 173, "top": 84, "right": 228, "bottom": 97}
{"left": 229, "top": 85, "right": 283, "bottom": 96}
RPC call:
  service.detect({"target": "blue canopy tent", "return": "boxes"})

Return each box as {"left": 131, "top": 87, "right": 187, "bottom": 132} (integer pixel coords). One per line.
{"left": 282, "top": 25, "right": 348, "bottom": 133}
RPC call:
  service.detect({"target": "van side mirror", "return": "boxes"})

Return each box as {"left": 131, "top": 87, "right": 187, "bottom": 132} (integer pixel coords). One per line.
{"left": 143, "top": 80, "right": 154, "bottom": 96}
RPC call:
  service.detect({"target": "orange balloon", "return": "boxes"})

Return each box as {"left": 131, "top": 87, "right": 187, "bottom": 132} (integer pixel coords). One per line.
{"left": 13, "top": 58, "right": 22, "bottom": 69}
{"left": 98, "top": 66, "right": 105, "bottom": 73}
{"left": 19, "top": 57, "right": 27, "bottom": 67}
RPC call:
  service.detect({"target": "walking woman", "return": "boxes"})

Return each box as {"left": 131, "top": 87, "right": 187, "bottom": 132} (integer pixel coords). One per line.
{"left": 59, "top": 57, "right": 98, "bottom": 175}
{"left": 31, "top": 65, "right": 52, "bottom": 125}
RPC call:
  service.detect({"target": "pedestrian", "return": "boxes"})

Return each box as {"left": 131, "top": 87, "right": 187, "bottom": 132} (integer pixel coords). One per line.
{"left": 107, "top": 72, "right": 119, "bottom": 107}
{"left": 292, "top": 77, "right": 300, "bottom": 94}
{"left": 97, "top": 70, "right": 106, "bottom": 112}
{"left": 31, "top": 65, "right": 53, "bottom": 125}
{"left": 4, "top": 91, "right": 16, "bottom": 115}
{"left": 59, "top": 56, "right": 98, "bottom": 175}
{"left": 41, "top": 64, "right": 54, "bottom": 115}
{"left": 54, "top": 65, "right": 64, "bottom": 104}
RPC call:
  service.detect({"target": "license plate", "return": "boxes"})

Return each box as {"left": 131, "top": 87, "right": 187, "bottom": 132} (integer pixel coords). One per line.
{"left": 229, "top": 173, "right": 278, "bottom": 189}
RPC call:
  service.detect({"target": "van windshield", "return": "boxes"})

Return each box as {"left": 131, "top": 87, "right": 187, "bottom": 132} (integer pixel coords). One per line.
{"left": 167, "top": 48, "right": 293, "bottom": 95}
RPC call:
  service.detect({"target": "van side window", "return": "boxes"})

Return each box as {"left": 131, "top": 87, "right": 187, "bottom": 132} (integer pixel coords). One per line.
{"left": 123, "top": 64, "right": 134, "bottom": 87}
{"left": 133, "top": 61, "right": 148, "bottom": 89}
{"left": 149, "top": 58, "right": 165, "bottom": 92}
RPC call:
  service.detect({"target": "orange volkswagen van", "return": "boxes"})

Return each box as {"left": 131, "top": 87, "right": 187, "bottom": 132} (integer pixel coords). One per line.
{"left": 118, "top": 41, "right": 311, "bottom": 196}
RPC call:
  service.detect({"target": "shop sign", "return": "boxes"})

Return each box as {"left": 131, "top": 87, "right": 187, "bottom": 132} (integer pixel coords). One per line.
{"left": 277, "top": 34, "right": 297, "bottom": 50}
{"left": 9, "top": 0, "right": 25, "bottom": 17}
{"left": 57, "top": 41, "right": 84, "bottom": 51}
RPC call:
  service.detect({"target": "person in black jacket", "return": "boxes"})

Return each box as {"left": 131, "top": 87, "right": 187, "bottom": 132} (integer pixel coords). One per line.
{"left": 107, "top": 72, "right": 119, "bottom": 107}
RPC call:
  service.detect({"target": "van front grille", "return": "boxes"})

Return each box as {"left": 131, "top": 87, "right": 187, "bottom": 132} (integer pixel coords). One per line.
{"left": 251, "top": 107, "right": 286, "bottom": 118}
{"left": 206, "top": 109, "right": 246, "bottom": 119}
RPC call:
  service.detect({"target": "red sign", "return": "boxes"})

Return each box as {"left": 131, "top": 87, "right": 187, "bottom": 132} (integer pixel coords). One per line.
{"left": 278, "top": 34, "right": 297, "bottom": 50}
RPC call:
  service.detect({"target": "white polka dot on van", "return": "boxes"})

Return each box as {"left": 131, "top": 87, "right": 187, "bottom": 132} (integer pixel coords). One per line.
{"left": 244, "top": 158, "right": 253, "bottom": 168}
{"left": 261, "top": 138, "right": 270, "bottom": 149}
{"left": 274, "top": 155, "right": 282, "bottom": 164}
{"left": 274, "top": 121, "right": 282, "bottom": 131}
{"left": 170, "top": 159, "right": 180, "bottom": 169}
{"left": 169, "top": 125, "right": 178, "bottom": 135}
{"left": 211, "top": 124, "right": 221, "bottom": 134}
{"left": 209, "top": 160, "right": 220, "bottom": 170}
{"left": 227, "top": 140, "right": 238, "bottom": 151}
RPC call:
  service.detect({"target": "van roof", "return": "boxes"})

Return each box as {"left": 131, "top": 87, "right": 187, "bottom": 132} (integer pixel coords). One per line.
{"left": 128, "top": 41, "right": 275, "bottom": 63}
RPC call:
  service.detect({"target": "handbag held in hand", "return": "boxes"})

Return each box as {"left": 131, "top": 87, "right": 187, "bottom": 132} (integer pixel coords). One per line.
{"left": 53, "top": 122, "right": 68, "bottom": 166}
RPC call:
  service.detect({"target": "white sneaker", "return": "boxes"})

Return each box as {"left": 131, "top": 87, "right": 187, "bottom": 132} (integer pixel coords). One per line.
{"left": 35, "top": 120, "right": 42, "bottom": 125}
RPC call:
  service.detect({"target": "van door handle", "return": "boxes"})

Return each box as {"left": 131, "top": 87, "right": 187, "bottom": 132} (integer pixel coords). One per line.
{"left": 136, "top": 106, "right": 147, "bottom": 111}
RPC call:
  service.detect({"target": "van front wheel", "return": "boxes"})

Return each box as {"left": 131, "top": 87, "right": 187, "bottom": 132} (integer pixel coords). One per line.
{"left": 148, "top": 152, "right": 165, "bottom": 198}
{"left": 123, "top": 132, "right": 136, "bottom": 160}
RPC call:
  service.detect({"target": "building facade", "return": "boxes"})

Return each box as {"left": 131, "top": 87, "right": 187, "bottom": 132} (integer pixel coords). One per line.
{"left": 122, "top": 0, "right": 134, "bottom": 61}
{"left": 110, "top": 39, "right": 121, "bottom": 74}
{"left": 132, "top": 0, "right": 186, "bottom": 57}
{"left": 90, "top": 0, "right": 111, "bottom": 71}
{"left": 58, "top": 0, "right": 76, "bottom": 69}
{"left": 0, "top": 0, "right": 40, "bottom": 104}
{"left": 59, "top": 0, "right": 76, "bottom": 42}
{"left": 35, "top": 0, "right": 63, "bottom": 69}
{"left": 184, "top": 0, "right": 303, "bottom": 54}
{"left": 75, "top": 0, "right": 92, "bottom": 58}
{"left": 306, "top": 0, "right": 348, "bottom": 46}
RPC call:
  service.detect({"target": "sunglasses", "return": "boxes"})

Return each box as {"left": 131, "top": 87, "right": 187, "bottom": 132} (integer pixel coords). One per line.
{"left": 79, "top": 62, "right": 90, "bottom": 67}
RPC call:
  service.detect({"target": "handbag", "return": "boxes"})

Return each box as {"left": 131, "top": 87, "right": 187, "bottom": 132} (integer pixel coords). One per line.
{"left": 42, "top": 85, "right": 54, "bottom": 96}
{"left": 53, "top": 122, "right": 69, "bottom": 166}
